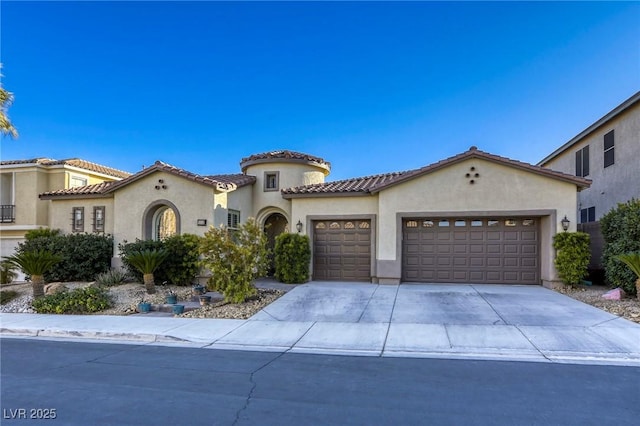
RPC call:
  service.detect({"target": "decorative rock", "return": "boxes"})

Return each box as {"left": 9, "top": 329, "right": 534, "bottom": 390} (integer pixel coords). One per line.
{"left": 602, "top": 288, "right": 626, "bottom": 300}
{"left": 44, "top": 283, "right": 68, "bottom": 295}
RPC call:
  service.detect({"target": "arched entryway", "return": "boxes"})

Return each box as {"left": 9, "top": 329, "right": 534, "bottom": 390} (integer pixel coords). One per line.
{"left": 142, "top": 200, "right": 181, "bottom": 241}
{"left": 264, "top": 212, "right": 288, "bottom": 275}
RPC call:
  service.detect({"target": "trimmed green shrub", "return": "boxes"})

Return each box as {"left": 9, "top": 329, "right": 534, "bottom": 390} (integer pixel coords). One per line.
{"left": 32, "top": 286, "right": 112, "bottom": 314}
{"left": 553, "top": 232, "right": 590, "bottom": 286}
{"left": 24, "top": 228, "right": 61, "bottom": 240}
{"left": 118, "top": 234, "right": 201, "bottom": 286}
{"left": 0, "top": 290, "right": 19, "bottom": 304}
{"left": 274, "top": 233, "right": 311, "bottom": 284}
{"left": 601, "top": 199, "right": 640, "bottom": 294}
{"left": 16, "top": 233, "right": 113, "bottom": 282}
{"left": 200, "top": 218, "right": 269, "bottom": 303}
{"left": 95, "top": 269, "right": 129, "bottom": 286}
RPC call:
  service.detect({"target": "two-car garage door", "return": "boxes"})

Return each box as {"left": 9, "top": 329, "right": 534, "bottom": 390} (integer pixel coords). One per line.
{"left": 312, "top": 217, "right": 540, "bottom": 284}
{"left": 402, "top": 218, "right": 539, "bottom": 284}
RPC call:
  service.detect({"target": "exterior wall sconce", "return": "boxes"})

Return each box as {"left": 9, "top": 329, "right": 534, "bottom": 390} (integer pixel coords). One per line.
{"left": 296, "top": 220, "right": 303, "bottom": 233}
{"left": 197, "top": 219, "right": 207, "bottom": 226}
{"left": 561, "top": 215, "right": 570, "bottom": 232}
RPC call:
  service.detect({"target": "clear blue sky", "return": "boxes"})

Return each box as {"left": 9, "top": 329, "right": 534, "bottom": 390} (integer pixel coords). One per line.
{"left": 1, "top": 1, "right": 638, "bottom": 181}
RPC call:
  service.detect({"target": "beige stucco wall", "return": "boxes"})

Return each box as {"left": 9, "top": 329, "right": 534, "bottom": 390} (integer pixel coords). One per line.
{"left": 291, "top": 196, "right": 379, "bottom": 235}
{"left": 47, "top": 198, "right": 115, "bottom": 235}
{"left": 227, "top": 185, "right": 254, "bottom": 224}
{"left": 111, "top": 171, "right": 221, "bottom": 250}
{"left": 246, "top": 162, "right": 326, "bottom": 224}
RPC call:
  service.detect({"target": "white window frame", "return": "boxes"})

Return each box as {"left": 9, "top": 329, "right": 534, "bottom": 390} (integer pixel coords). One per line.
{"left": 227, "top": 209, "right": 240, "bottom": 229}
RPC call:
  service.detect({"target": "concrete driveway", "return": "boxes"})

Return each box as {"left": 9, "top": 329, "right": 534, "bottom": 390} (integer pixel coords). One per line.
{"left": 246, "top": 282, "right": 640, "bottom": 363}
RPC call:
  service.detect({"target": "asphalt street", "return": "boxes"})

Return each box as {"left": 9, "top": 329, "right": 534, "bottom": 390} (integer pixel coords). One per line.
{"left": 1, "top": 338, "right": 638, "bottom": 425}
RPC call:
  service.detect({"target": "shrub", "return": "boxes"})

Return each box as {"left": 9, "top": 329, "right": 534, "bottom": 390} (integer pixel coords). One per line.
{"left": 24, "top": 228, "right": 61, "bottom": 240}
{"left": 615, "top": 252, "right": 640, "bottom": 299}
{"left": 553, "top": 232, "right": 590, "bottom": 286}
{"left": 3, "top": 249, "right": 63, "bottom": 298}
{"left": 0, "top": 290, "right": 19, "bottom": 304}
{"left": 118, "top": 234, "right": 201, "bottom": 286}
{"left": 200, "top": 218, "right": 269, "bottom": 303}
{"left": 0, "top": 260, "right": 18, "bottom": 284}
{"left": 95, "top": 269, "right": 129, "bottom": 286}
{"left": 601, "top": 198, "right": 640, "bottom": 294}
{"left": 274, "top": 233, "right": 311, "bottom": 284}
{"left": 123, "top": 249, "right": 168, "bottom": 294}
{"left": 16, "top": 233, "right": 113, "bottom": 282}
{"left": 32, "top": 286, "right": 111, "bottom": 314}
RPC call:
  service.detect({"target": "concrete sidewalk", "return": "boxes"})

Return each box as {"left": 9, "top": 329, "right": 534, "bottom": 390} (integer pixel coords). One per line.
{"left": 2, "top": 283, "right": 640, "bottom": 366}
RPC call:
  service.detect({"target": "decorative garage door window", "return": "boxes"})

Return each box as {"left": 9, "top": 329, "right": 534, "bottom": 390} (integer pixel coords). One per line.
{"left": 402, "top": 217, "right": 539, "bottom": 284}
{"left": 313, "top": 219, "right": 371, "bottom": 282}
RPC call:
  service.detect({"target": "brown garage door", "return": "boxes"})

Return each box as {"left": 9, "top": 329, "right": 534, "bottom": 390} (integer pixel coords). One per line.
{"left": 313, "top": 220, "right": 371, "bottom": 281}
{"left": 402, "top": 218, "right": 539, "bottom": 284}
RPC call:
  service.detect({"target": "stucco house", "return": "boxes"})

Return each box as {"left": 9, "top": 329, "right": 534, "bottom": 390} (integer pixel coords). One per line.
{"left": 538, "top": 90, "right": 640, "bottom": 269}
{"left": 38, "top": 147, "right": 589, "bottom": 287}
{"left": 0, "top": 158, "right": 130, "bottom": 273}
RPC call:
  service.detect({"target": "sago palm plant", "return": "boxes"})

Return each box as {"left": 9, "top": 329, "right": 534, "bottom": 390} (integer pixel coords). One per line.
{"left": 125, "top": 249, "right": 169, "bottom": 294}
{"left": 616, "top": 252, "right": 640, "bottom": 299}
{"left": 3, "top": 250, "right": 62, "bottom": 298}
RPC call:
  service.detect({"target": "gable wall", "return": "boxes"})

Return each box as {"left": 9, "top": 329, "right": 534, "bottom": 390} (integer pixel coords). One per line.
{"left": 112, "top": 171, "right": 218, "bottom": 249}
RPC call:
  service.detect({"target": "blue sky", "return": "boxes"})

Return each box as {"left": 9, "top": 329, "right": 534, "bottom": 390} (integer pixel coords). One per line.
{"left": 1, "top": 1, "right": 638, "bottom": 181}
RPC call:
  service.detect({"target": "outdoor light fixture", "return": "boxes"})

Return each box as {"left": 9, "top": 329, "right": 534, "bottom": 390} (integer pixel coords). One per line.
{"left": 561, "top": 215, "right": 570, "bottom": 232}
{"left": 296, "top": 220, "right": 303, "bottom": 233}
{"left": 197, "top": 219, "right": 207, "bottom": 226}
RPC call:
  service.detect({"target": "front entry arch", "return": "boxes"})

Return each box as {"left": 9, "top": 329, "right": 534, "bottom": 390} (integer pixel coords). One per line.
{"left": 142, "top": 200, "right": 181, "bottom": 241}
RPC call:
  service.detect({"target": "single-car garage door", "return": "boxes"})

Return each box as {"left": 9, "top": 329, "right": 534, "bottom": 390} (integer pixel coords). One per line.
{"left": 402, "top": 218, "right": 539, "bottom": 284}
{"left": 313, "top": 220, "right": 371, "bottom": 281}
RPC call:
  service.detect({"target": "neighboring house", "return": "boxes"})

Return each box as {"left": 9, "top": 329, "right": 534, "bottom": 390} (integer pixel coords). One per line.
{"left": 39, "top": 148, "right": 588, "bottom": 287}
{"left": 0, "top": 158, "right": 131, "bottom": 274}
{"left": 538, "top": 91, "right": 640, "bottom": 269}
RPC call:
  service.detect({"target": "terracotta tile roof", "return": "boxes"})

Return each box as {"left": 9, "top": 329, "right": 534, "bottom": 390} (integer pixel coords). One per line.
{"left": 240, "top": 150, "right": 331, "bottom": 173}
{"left": 0, "top": 157, "right": 131, "bottom": 178}
{"left": 282, "top": 171, "right": 410, "bottom": 196}
{"left": 0, "top": 157, "right": 55, "bottom": 166}
{"left": 205, "top": 173, "right": 256, "bottom": 188}
{"left": 283, "top": 146, "right": 591, "bottom": 198}
{"left": 41, "top": 160, "right": 255, "bottom": 198}
{"left": 40, "top": 182, "right": 116, "bottom": 198}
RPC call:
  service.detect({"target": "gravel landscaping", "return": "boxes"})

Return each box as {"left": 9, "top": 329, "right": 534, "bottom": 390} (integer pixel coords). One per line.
{"left": 0, "top": 281, "right": 284, "bottom": 319}
{"left": 1, "top": 281, "right": 638, "bottom": 324}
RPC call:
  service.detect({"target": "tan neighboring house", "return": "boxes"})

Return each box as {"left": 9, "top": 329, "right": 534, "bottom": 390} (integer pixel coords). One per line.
{"left": 0, "top": 158, "right": 131, "bottom": 263}
{"left": 538, "top": 90, "right": 640, "bottom": 270}
{"left": 39, "top": 148, "right": 588, "bottom": 287}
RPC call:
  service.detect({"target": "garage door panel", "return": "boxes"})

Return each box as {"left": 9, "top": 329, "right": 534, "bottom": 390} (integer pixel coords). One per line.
{"left": 314, "top": 220, "right": 371, "bottom": 282}
{"left": 403, "top": 217, "right": 539, "bottom": 284}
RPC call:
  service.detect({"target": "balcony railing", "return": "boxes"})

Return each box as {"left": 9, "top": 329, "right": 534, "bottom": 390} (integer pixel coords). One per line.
{"left": 0, "top": 205, "right": 15, "bottom": 223}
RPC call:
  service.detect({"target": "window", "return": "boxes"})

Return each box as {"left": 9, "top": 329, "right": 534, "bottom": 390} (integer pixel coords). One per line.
{"left": 70, "top": 176, "right": 88, "bottom": 188}
{"left": 93, "top": 206, "right": 105, "bottom": 232}
{"left": 575, "top": 145, "right": 589, "bottom": 177}
{"left": 227, "top": 209, "right": 240, "bottom": 229}
{"left": 264, "top": 172, "right": 279, "bottom": 191}
{"left": 604, "top": 130, "right": 615, "bottom": 168}
{"left": 72, "top": 207, "right": 84, "bottom": 232}
{"left": 580, "top": 207, "right": 595, "bottom": 223}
